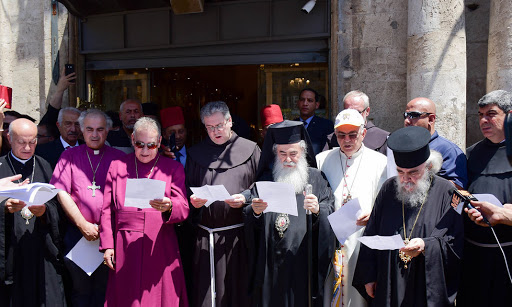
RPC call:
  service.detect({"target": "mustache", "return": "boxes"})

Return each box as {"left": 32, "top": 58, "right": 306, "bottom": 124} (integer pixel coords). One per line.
{"left": 283, "top": 161, "right": 296, "bottom": 167}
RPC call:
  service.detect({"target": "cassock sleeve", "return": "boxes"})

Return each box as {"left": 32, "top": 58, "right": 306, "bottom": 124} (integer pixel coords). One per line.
{"left": 99, "top": 162, "right": 116, "bottom": 251}
{"left": 352, "top": 182, "right": 386, "bottom": 300}
{"left": 163, "top": 162, "right": 189, "bottom": 224}
{"left": 0, "top": 200, "right": 7, "bottom": 282}
{"left": 50, "top": 150, "right": 72, "bottom": 191}
{"left": 184, "top": 156, "right": 204, "bottom": 224}
{"left": 313, "top": 170, "right": 336, "bottom": 301}
{"left": 242, "top": 184, "right": 266, "bottom": 295}
{"left": 423, "top": 197, "right": 463, "bottom": 306}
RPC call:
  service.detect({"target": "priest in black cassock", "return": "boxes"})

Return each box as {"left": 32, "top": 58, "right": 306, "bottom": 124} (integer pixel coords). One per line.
{"left": 352, "top": 126, "right": 463, "bottom": 307}
{"left": 185, "top": 101, "right": 261, "bottom": 307}
{"left": 243, "top": 120, "right": 335, "bottom": 307}
{"left": 458, "top": 90, "right": 512, "bottom": 306}
{"left": 0, "top": 119, "right": 66, "bottom": 306}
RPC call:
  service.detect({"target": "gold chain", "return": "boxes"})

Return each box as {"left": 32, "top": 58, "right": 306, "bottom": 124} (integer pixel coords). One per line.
{"left": 399, "top": 195, "right": 427, "bottom": 268}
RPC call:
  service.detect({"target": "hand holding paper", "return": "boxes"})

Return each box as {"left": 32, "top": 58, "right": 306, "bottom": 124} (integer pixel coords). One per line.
{"left": 66, "top": 236, "right": 104, "bottom": 276}
{"left": 256, "top": 181, "right": 298, "bottom": 216}
{"left": 124, "top": 178, "right": 166, "bottom": 209}
{"left": 190, "top": 185, "right": 232, "bottom": 207}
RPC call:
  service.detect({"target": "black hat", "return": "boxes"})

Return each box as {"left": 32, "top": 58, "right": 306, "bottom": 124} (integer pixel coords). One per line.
{"left": 256, "top": 120, "right": 316, "bottom": 179}
{"left": 388, "top": 126, "right": 431, "bottom": 168}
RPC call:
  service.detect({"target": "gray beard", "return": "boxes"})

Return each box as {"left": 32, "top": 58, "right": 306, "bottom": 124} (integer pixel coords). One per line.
{"left": 273, "top": 154, "right": 309, "bottom": 194}
{"left": 395, "top": 171, "right": 432, "bottom": 208}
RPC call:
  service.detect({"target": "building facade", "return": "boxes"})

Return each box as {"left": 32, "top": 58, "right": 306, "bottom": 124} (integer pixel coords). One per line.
{"left": 0, "top": 0, "right": 510, "bottom": 149}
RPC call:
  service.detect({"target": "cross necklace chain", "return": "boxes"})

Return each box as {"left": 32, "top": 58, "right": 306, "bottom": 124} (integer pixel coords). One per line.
{"left": 86, "top": 149, "right": 105, "bottom": 197}
{"left": 399, "top": 197, "right": 427, "bottom": 269}
{"left": 135, "top": 154, "right": 160, "bottom": 179}
{"left": 7, "top": 153, "right": 36, "bottom": 224}
{"left": 339, "top": 148, "right": 363, "bottom": 204}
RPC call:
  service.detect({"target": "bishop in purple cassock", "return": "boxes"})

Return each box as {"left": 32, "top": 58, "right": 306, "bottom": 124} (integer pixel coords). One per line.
{"left": 51, "top": 109, "right": 125, "bottom": 307}
{"left": 99, "top": 116, "right": 189, "bottom": 306}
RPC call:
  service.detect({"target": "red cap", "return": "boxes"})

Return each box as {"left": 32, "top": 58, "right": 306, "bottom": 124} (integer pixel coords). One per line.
{"left": 260, "top": 104, "right": 283, "bottom": 127}
{"left": 0, "top": 85, "right": 12, "bottom": 109}
{"left": 160, "top": 106, "right": 185, "bottom": 128}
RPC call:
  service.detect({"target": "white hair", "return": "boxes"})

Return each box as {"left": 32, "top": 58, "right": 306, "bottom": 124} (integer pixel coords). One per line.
{"left": 343, "top": 90, "right": 370, "bottom": 108}
{"left": 57, "top": 107, "right": 81, "bottom": 125}
{"left": 78, "top": 109, "right": 113, "bottom": 132}
{"left": 132, "top": 117, "right": 161, "bottom": 138}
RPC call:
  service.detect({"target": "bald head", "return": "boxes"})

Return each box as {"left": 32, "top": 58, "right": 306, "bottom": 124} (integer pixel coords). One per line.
{"left": 404, "top": 97, "right": 437, "bottom": 134}
{"left": 8, "top": 119, "right": 38, "bottom": 160}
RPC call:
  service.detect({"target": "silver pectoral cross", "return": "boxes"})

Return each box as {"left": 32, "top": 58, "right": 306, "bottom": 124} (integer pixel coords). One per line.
{"left": 88, "top": 181, "right": 100, "bottom": 197}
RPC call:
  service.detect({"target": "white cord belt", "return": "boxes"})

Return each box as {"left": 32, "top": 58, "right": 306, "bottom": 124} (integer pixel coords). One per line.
{"left": 197, "top": 223, "right": 244, "bottom": 307}
{"left": 466, "top": 237, "right": 512, "bottom": 248}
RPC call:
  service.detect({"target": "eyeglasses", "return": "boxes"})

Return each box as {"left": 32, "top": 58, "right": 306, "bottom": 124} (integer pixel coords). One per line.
{"left": 403, "top": 111, "right": 432, "bottom": 119}
{"left": 336, "top": 132, "right": 359, "bottom": 140}
{"left": 205, "top": 121, "right": 227, "bottom": 132}
{"left": 358, "top": 107, "right": 368, "bottom": 114}
{"left": 134, "top": 141, "right": 158, "bottom": 150}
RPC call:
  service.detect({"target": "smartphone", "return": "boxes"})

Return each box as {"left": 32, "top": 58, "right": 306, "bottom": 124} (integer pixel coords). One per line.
{"left": 65, "top": 64, "right": 75, "bottom": 83}
{"left": 169, "top": 133, "right": 176, "bottom": 152}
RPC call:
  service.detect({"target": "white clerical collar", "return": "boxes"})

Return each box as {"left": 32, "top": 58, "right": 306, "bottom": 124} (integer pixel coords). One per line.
{"left": 10, "top": 152, "right": 32, "bottom": 164}
{"left": 60, "top": 136, "right": 78, "bottom": 149}
{"left": 339, "top": 144, "right": 364, "bottom": 160}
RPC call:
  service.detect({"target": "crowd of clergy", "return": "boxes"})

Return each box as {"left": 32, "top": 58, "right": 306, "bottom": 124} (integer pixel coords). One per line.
{"left": 0, "top": 69, "right": 512, "bottom": 307}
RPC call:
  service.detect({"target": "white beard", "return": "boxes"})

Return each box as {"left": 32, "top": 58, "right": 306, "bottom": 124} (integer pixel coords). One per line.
{"left": 273, "top": 153, "right": 309, "bottom": 194}
{"left": 395, "top": 169, "right": 432, "bottom": 208}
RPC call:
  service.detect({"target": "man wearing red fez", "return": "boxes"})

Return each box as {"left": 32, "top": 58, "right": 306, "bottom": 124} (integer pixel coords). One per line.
{"left": 260, "top": 104, "right": 284, "bottom": 140}
{"left": 160, "top": 106, "right": 187, "bottom": 167}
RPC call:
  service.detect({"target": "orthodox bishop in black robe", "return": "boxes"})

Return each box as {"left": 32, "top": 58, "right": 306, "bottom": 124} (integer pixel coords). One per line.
{"left": 243, "top": 120, "right": 335, "bottom": 307}
{"left": 0, "top": 153, "right": 66, "bottom": 306}
{"left": 353, "top": 127, "right": 463, "bottom": 307}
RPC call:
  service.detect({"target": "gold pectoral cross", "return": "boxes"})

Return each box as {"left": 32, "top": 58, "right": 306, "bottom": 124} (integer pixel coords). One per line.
{"left": 399, "top": 238, "right": 412, "bottom": 268}
{"left": 88, "top": 181, "right": 100, "bottom": 197}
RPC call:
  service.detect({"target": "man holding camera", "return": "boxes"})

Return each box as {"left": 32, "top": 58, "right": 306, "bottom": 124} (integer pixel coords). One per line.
{"left": 160, "top": 106, "right": 187, "bottom": 167}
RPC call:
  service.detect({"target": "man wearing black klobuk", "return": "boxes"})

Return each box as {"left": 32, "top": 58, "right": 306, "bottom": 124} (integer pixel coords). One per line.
{"left": 352, "top": 126, "right": 463, "bottom": 307}
{"left": 243, "top": 120, "right": 334, "bottom": 307}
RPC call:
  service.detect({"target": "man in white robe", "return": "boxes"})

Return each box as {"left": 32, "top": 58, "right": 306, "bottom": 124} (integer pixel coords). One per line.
{"left": 316, "top": 109, "right": 387, "bottom": 307}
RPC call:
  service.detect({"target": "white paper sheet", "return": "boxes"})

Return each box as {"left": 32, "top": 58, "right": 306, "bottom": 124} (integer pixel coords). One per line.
{"left": 124, "top": 178, "right": 166, "bottom": 209}
{"left": 256, "top": 181, "right": 298, "bottom": 216}
{"left": 0, "top": 182, "right": 60, "bottom": 206}
{"left": 358, "top": 234, "right": 405, "bottom": 250}
{"left": 65, "top": 236, "right": 103, "bottom": 276}
{"left": 327, "top": 198, "right": 363, "bottom": 245}
{"left": 190, "top": 185, "right": 233, "bottom": 207}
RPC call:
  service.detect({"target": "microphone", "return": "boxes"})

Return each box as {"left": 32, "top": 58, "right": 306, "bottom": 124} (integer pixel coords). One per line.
{"left": 452, "top": 189, "right": 491, "bottom": 226}
{"left": 304, "top": 184, "right": 313, "bottom": 215}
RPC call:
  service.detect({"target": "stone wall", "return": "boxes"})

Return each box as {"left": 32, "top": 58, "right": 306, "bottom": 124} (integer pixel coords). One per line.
{"left": 0, "top": 1, "right": 70, "bottom": 122}
{"left": 465, "top": 0, "right": 489, "bottom": 148}
{"left": 336, "top": 0, "right": 408, "bottom": 134}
